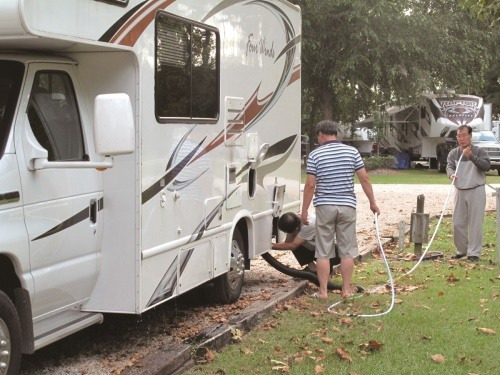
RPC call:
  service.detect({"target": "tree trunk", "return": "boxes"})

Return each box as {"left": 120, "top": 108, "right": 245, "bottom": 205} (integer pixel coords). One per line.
{"left": 322, "top": 88, "right": 333, "bottom": 120}
{"left": 308, "top": 98, "right": 318, "bottom": 150}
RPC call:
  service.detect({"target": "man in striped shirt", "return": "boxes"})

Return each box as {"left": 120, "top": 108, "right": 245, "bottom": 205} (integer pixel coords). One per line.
{"left": 301, "top": 120, "right": 379, "bottom": 299}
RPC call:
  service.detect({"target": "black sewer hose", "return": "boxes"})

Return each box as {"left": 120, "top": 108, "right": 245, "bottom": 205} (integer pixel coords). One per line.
{"left": 267, "top": 214, "right": 363, "bottom": 292}
{"left": 261, "top": 252, "right": 363, "bottom": 292}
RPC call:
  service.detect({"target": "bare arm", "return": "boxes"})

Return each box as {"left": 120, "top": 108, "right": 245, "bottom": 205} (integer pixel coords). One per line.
{"left": 301, "top": 174, "right": 316, "bottom": 224}
{"left": 356, "top": 167, "right": 380, "bottom": 215}
{"left": 271, "top": 235, "right": 305, "bottom": 250}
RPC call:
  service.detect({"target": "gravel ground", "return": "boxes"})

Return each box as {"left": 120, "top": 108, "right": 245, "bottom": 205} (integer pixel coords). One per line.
{"left": 20, "top": 183, "right": 499, "bottom": 374}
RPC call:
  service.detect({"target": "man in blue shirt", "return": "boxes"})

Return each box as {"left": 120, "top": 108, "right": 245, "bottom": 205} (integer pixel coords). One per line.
{"left": 301, "top": 120, "right": 379, "bottom": 299}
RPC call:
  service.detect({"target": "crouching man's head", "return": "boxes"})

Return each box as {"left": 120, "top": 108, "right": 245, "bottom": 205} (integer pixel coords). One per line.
{"left": 278, "top": 212, "right": 301, "bottom": 234}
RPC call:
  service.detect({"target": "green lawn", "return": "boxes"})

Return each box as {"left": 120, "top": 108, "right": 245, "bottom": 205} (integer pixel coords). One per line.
{"left": 187, "top": 213, "right": 499, "bottom": 375}
{"left": 301, "top": 168, "right": 500, "bottom": 185}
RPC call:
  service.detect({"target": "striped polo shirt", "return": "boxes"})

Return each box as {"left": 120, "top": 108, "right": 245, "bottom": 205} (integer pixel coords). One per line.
{"left": 306, "top": 140, "right": 364, "bottom": 208}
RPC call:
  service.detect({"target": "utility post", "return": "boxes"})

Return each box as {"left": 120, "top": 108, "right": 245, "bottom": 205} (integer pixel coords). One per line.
{"left": 398, "top": 221, "right": 405, "bottom": 253}
{"left": 410, "top": 195, "right": 429, "bottom": 256}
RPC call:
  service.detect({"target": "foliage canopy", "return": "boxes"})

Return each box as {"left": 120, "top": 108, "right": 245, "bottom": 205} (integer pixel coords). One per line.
{"left": 292, "top": 0, "right": 498, "bottom": 136}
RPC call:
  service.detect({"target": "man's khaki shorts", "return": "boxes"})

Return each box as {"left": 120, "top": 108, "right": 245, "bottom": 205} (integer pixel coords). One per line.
{"left": 314, "top": 205, "right": 358, "bottom": 259}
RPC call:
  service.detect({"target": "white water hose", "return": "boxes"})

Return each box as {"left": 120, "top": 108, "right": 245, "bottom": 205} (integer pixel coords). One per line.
{"left": 327, "top": 212, "right": 395, "bottom": 317}
{"left": 327, "top": 154, "right": 464, "bottom": 317}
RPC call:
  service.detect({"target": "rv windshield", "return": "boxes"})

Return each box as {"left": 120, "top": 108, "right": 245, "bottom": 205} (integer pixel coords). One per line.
{"left": 472, "top": 131, "right": 498, "bottom": 143}
{"left": 0, "top": 60, "right": 25, "bottom": 159}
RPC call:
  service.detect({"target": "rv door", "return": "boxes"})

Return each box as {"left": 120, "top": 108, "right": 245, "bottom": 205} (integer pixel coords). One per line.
{"left": 15, "top": 63, "right": 101, "bottom": 317}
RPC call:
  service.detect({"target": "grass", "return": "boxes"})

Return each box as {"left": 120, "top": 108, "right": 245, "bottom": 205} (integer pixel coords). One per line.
{"left": 301, "top": 168, "right": 500, "bottom": 185}
{"left": 187, "top": 213, "right": 499, "bottom": 375}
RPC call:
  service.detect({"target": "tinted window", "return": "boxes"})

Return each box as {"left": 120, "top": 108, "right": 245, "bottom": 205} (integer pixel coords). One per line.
{"left": 156, "top": 12, "right": 219, "bottom": 121}
{"left": 27, "top": 71, "right": 86, "bottom": 161}
{"left": 0, "top": 61, "right": 25, "bottom": 159}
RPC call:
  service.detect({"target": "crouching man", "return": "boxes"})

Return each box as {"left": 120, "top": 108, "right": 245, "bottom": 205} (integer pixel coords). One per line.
{"left": 271, "top": 212, "right": 340, "bottom": 274}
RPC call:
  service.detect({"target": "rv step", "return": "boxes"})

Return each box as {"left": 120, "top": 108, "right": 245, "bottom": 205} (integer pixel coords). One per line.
{"left": 34, "top": 310, "right": 103, "bottom": 350}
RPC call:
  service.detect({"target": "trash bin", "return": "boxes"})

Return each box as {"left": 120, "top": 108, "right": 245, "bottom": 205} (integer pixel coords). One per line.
{"left": 394, "top": 152, "right": 410, "bottom": 169}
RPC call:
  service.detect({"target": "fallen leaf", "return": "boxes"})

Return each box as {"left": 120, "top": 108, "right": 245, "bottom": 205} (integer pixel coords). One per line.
{"left": 446, "top": 274, "right": 459, "bottom": 282}
{"left": 321, "top": 337, "right": 334, "bottom": 344}
{"left": 261, "top": 292, "right": 273, "bottom": 300}
{"left": 476, "top": 327, "right": 496, "bottom": 335}
{"left": 240, "top": 348, "right": 253, "bottom": 355}
{"left": 339, "top": 317, "right": 353, "bottom": 325}
{"left": 437, "top": 291, "right": 444, "bottom": 296}
{"left": 270, "top": 359, "right": 287, "bottom": 366}
{"left": 205, "top": 349, "right": 215, "bottom": 363}
{"left": 431, "top": 354, "right": 445, "bottom": 363}
{"left": 314, "top": 364, "right": 325, "bottom": 374}
{"left": 359, "top": 340, "right": 384, "bottom": 351}
{"left": 231, "top": 328, "right": 243, "bottom": 342}
{"left": 335, "top": 348, "right": 352, "bottom": 362}
{"left": 294, "top": 356, "right": 304, "bottom": 363}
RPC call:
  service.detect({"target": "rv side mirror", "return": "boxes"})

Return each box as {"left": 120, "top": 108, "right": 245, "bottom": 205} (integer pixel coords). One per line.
{"left": 445, "top": 137, "right": 457, "bottom": 145}
{"left": 94, "top": 93, "right": 135, "bottom": 156}
{"left": 445, "top": 130, "right": 457, "bottom": 145}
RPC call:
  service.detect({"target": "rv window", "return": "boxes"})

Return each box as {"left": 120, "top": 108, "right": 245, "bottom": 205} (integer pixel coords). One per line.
{"left": 27, "top": 71, "right": 86, "bottom": 161}
{"left": 155, "top": 12, "right": 219, "bottom": 122}
{"left": 0, "top": 61, "right": 25, "bottom": 159}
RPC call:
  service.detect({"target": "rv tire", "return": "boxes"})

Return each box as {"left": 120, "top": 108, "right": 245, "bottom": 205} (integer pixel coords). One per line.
{"left": 429, "top": 158, "right": 438, "bottom": 169}
{"left": 208, "top": 228, "right": 245, "bottom": 304}
{"left": 0, "top": 291, "right": 22, "bottom": 375}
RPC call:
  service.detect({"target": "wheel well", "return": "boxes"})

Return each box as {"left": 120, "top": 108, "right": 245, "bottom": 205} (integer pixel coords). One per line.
{"left": 235, "top": 219, "right": 250, "bottom": 270}
{"left": 0, "top": 255, "right": 21, "bottom": 301}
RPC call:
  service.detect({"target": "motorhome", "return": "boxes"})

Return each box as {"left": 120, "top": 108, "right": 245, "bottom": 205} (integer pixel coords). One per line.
{"left": 358, "top": 93, "right": 487, "bottom": 167}
{"left": 0, "top": 0, "right": 301, "bottom": 371}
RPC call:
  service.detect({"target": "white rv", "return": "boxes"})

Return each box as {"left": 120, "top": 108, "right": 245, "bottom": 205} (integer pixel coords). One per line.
{"left": 0, "top": 0, "right": 301, "bottom": 371}
{"left": 363, "top": 93, "right": 487, "bottom": 167}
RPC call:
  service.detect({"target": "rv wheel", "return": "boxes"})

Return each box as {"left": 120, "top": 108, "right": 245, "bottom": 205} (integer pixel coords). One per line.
{"left": 208, "top": 228, "right": 246, "bottom": 304}
{"left": 0, "top": 291, "right": 22, "bottom": 375}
